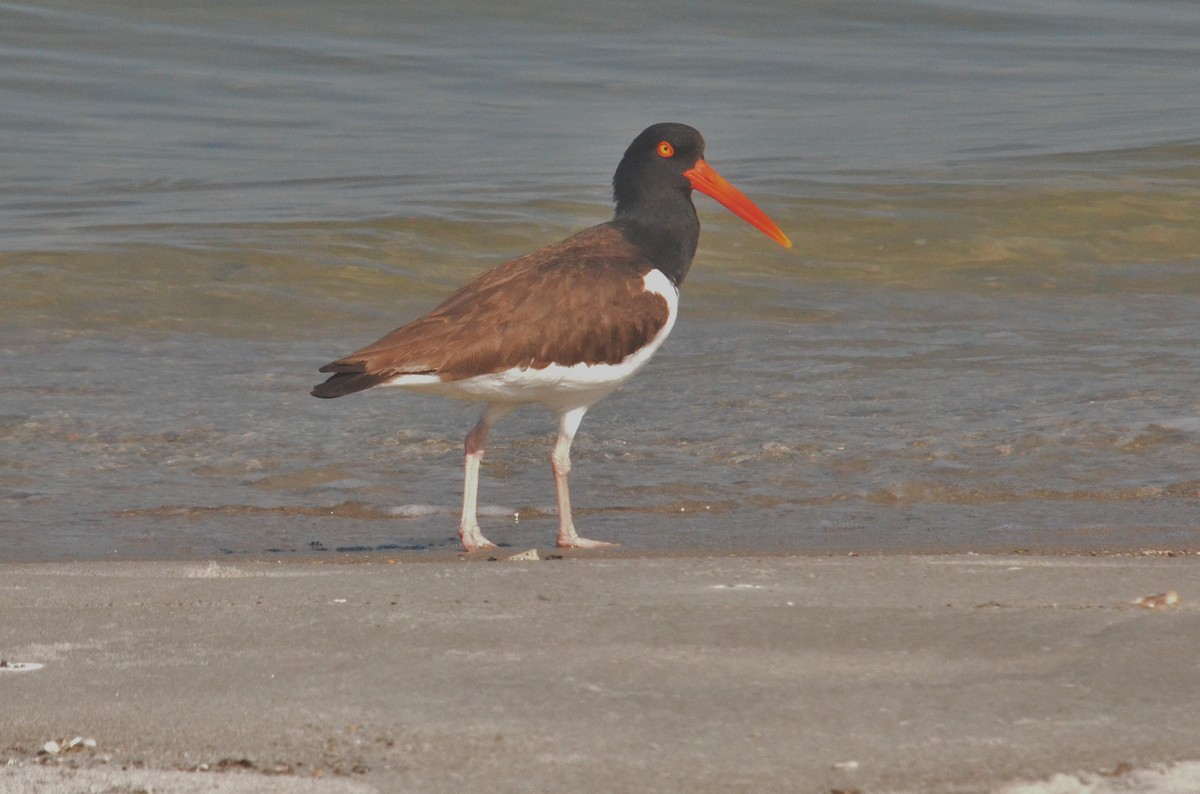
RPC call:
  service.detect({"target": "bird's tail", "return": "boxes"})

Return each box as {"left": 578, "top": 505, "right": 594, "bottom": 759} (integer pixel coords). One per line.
{"left": 311, "top": 368, "right": 391, "bottom": 399}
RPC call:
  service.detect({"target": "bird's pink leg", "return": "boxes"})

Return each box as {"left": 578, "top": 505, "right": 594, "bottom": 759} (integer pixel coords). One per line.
{"left": 460, "top": 404, "right": 512, "bottom": 551}
{"left": 552, "top": 407, "right": 617, "bottom": 549}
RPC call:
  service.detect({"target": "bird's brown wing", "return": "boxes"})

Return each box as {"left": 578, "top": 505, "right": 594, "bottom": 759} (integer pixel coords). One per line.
{"left": 312, "top": 224, "right": 672, "bottom": 398}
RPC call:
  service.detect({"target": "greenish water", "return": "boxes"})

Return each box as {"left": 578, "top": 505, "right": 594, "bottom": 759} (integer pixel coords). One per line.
{"left": 3, "top": 0, "right": 1200, "bottom": 559}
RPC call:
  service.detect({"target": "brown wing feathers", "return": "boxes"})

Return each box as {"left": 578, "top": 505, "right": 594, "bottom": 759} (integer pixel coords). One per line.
{"left": 311, "top": 225, "right": 670, "bottom": 399}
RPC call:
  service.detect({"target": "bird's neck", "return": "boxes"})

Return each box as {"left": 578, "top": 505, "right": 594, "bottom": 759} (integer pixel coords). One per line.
{"left": 612, "top": 197, "right": 700, "bottom": 286}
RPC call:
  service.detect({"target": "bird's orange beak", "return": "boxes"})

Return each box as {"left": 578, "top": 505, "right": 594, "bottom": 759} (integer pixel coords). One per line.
{"left": 684, "top": 159, "right": 792, "bottom": 249}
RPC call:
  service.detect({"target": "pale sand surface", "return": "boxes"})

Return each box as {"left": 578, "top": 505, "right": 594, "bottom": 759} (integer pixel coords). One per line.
{"left": 1, "top": 553, "right": 1198, "bottom": 793}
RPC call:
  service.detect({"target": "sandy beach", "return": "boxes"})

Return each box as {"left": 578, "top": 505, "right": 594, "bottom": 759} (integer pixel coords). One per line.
{"left": 2, "top": 552, "right": 1198, "bottom": 794}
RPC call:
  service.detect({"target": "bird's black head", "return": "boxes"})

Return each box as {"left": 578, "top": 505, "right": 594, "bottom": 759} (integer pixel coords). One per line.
{"left": 610, "top": 123, "right": 707, "bottom": 283}
{"left": 612, "top": 123, "right": 707, "bottom": 215}
{"left": 609, "top": 123, "right": 791, "bottom": 285}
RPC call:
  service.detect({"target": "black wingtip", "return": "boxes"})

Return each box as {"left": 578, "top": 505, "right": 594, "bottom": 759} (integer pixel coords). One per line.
{"left": 311, "top": 371, "right": 393, "bottom": 398}
{"left": 311, "top": 373, "right": 353, "bottom": 398}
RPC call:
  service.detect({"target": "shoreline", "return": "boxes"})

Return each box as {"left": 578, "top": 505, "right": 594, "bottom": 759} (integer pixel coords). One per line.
{"left": 5, "top": 542, "right": 1199, "bottom": 568}
{"left": 3, "top": 552, "right": 1197, "bottom": 793}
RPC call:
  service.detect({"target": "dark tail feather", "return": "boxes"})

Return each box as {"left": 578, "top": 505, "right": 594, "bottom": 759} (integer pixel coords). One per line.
{"left": 311, "top": 370, "right": 392, "bottom": 399}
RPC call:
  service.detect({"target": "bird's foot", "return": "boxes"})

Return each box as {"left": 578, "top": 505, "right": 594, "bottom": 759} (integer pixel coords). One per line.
{"left": 557, "top": 531, "right": 618, "bottom": 550}
{"left": 460, "top": 525, "right": 497, "bottom": 553}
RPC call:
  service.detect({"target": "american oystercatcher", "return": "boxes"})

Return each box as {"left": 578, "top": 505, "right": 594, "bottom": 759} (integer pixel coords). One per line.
{"left": 313, "top": 123, "right": 791, "bottom": 551}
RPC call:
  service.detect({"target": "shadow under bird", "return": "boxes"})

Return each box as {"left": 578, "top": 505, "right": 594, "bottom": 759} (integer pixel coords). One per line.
{"left": 313, "top": 122, "right": 792, "bottom": 551}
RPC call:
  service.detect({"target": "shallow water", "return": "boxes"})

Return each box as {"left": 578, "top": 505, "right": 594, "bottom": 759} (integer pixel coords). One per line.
{"left": 3, "top": 0, "right": 1200, "bottom": 559}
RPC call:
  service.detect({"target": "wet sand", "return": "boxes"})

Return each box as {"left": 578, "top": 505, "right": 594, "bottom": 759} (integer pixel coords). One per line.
{"left": 2, "top": 552, "right": 1198, "bottom": 793}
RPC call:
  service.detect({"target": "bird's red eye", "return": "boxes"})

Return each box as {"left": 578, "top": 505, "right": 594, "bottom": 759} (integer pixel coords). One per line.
{"left": 657, "top": 141, "right": 674, "bottom": 158}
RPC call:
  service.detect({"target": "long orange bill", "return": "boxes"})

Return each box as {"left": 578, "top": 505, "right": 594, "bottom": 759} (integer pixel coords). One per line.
{"left": 684, "top": 159, "right": 792, "bottom": 249}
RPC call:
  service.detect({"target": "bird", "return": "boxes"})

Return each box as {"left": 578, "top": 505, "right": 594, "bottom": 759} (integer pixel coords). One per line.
{"left": 312, "top": 123, "right": 791, "bottom": 552}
